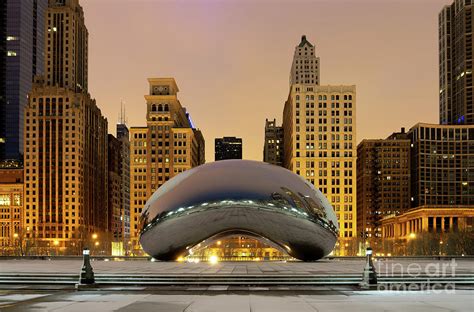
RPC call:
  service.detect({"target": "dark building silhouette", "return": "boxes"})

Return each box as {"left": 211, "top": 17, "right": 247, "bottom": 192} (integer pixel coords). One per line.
{"left": 0, "top": 0, "right": 47, "bottom": 161}
{"left": 263, "top": 119, "right": 284, "bottom": 166}
{"left": 215, "top": 137, "right": 242, "bottom": 161}
{"left": 439, "top": 1, "right": 474, "bottom": 125}
{"left": 107, "top": 121, "right": 131, "bottom": 255}
{"left": 356, "top": 128, "right": 411, "bottom": 240}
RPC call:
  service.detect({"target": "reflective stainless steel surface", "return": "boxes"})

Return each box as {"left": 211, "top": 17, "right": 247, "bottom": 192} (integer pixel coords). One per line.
{"left": 139, "top": 160, "right": 339, "bottom": 261}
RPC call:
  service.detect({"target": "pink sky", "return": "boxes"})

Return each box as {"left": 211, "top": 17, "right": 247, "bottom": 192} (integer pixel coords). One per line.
{"left": 81, "top": 0, "right": 449, "bottom": 161}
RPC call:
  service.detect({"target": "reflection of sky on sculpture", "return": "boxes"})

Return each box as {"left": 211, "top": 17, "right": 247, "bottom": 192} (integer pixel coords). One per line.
{"left": 82, "top": 0, "right": 445, "bottom": 161}
{"left": 142, "top": 160, "right": 338, "bottom": 227}
{"left": 140, "top": 160, "right": 338, "bottom": 260}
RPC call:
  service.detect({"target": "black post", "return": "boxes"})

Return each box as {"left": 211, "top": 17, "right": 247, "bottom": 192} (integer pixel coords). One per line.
{"left": 360, "top": 247, "right": 377, "bottom": 288}
{"left": 79, "top": 248, "right": 95, "bottom": 285}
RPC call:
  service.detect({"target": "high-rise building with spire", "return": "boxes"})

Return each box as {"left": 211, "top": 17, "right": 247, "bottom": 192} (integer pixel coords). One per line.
{"left": 107, "top": 103, "right": 130, "bottom": 255}
{"left": 281, "top": 36, "right": 357, "bottom": 246}
{"left": 289, "top": 35, "right": 320, "bottom": 86}
{"left": 23, "top": 0, "right": 108, "bottom": 254}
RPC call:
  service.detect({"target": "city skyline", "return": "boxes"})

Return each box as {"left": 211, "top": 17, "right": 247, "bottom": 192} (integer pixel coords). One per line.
{"left": 81, "top": 0, "right": 448, "bottom": 161}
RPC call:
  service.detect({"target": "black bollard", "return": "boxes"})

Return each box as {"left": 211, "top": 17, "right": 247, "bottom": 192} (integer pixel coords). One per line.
{"left": 79, "top": 248, "right": 95, "bottom": 285}
{"left": 360, "top": 247, "right": 377, "bottom": 288}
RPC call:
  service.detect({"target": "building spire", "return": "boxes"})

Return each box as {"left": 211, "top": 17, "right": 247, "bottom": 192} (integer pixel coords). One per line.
{"left": 119, "top": 99, "right": 127, "bottom": 125}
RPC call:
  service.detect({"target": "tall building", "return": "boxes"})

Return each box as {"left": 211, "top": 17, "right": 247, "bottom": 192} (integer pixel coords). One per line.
{"left": 23, "top": 0, "right": 108, "bottom": 255}
{"left": 0, "top": 0, "right": 47, "bottom": 161}
{"left": 0, "top": 165, "right": 23, "bottom": 255}
{"left": 439, "top": 0, "right": 473, "bottom": 125}
{"left": 282, "top": 36, "right": 357, "bottom": 243}
{"left": 356, "top": 128, "right": 411, "bottom": 240}
{"left": 130, "top": 78, "right": 205, "bottom": 254}
{"left": 289, "top": 35, "right": 320, "bottom": 86}
{"left": 116, "top": 122, "right": 130, "bottom": 255}
{"left": 107, "top": 134, "right": 121, "bottom": 254}
{"left": 215, "top": 137, "right": 242, "bottom": 161}
{"left": 107, "top": 121, "right": 130, "bottom": 256}
{"left": 263, "top": 118, "right": 284, "bottom": 166}
{"left": 409, "top": 123, "right": 474, "bottom": 207}
{"left": 283, "top": 85, "right": 357, "bottom": 239}
{"left": 44, "top": 0, "right": 88, "bottom": 92}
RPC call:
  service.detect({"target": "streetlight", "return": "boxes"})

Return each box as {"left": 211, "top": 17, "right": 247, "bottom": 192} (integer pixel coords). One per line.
{"left": 92, "top": 233, "right": 98, "bottom": 240}
{"left": 12, "top": 233, "right": 19, "bottom": 256}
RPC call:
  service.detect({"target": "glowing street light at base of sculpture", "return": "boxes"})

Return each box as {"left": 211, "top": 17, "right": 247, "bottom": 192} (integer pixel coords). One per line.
{"left": 209, "top": 255, "right": 219, "bottom": 264}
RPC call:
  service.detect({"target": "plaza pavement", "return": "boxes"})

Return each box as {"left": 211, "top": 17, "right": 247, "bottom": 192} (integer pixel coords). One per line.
{"left": 0, "top": 289, "right": 473, "bottom": 311}
{"left": 0, "top": 258, "right": 473, "bottom": 275}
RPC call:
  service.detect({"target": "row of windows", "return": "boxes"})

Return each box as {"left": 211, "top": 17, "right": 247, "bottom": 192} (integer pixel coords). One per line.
{"left": 296, "top": 126, "right": 353, "bottom": 132}
{"left": 295, "top": 94, "right": 353, "bottom": 101}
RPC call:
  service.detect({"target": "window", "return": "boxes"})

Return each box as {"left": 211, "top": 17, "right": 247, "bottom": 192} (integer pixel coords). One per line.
{"left": 7, "top": 51, "right": 17, "bottom": 57}
{"left": 0, "top": 195, "right": 10, "bottom": 206}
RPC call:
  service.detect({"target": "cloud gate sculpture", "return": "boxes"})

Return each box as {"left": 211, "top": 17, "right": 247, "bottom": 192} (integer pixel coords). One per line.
{"left": 139, "top": 160, "right": 339, "bottom": 261}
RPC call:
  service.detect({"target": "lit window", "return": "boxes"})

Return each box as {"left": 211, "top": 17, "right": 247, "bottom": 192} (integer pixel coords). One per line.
{"left": 0, "top": 195, "right": 11, "bottom": 206}
{"left": 7, "top": 51, "right": 17, "bottom": 57}
{"left": 13, "top": 194, "right": 21, "bottom": 206}
{"left": 6, "top": 36, "right": 19, "bottom": 41}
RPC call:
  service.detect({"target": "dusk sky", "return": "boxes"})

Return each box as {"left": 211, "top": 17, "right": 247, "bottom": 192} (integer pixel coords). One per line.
{"left": 81, "top": 0, "right": 449, "bottom": 161}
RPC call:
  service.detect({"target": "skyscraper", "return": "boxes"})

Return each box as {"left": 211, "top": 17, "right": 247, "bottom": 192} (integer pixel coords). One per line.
{"left": 107, "top": 134, "right": 121, "bottom": 254}
{"left": 23, "top": 0, "right": 108, "bottom": 254}
{"left": 439, "top": 0, "right": 474, "bottom": 125}
{"left": 129, "top": 78, "right": 205, "bottom": 254}
{"left": 0, "top": 0, "right": 47, "bottom": 161}
{"left": 44, "top": 0, "right": 88, "bottom": 92}
{"left": 107, "top": 121, "right": 130, "bottom": 256}
{"left": 289, "top": 35, "right": 320, "bottom": 86}
{"left": 282, "top": 36, "right": 357, "bottom": 243}
{"left": 116, "top": 122, "right": 131, "bottom": 255}
{"left": 356, "top": 129, "right": 411, "bottom": 240}
{"left": 283, "top": 85, "right": 357, "bottom": 239}
{"left": 409, "top": 123, "right": 474, "bottom": 207}
{"left": 215, "top": 137, "right": 242, "bottom": 161}
{"left": 263, "top": 118, "right": 284, "bottom": 166}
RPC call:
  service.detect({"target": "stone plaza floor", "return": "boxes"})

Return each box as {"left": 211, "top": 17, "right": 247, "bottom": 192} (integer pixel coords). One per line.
{"left": 0, "top": 258, "right": 473, "bottom": 311}
{"left": 0, "top": 258, "right": 473, "bottom": 275}
{"left": 0, "top": 289, "right": 473, "bottom": 311}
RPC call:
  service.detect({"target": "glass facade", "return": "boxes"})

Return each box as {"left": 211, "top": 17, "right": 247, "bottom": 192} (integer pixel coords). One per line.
{"left": 439, "top": 1, "right": 474, "bottom": 125}
{"left": 0, "top": 0, "right": 47, "bottom": 161}
{"left": 409, "top": 123, "right": 474, "bottom": 207}
{"left": 215, "top": 137, "right": 242, "bottom": 161}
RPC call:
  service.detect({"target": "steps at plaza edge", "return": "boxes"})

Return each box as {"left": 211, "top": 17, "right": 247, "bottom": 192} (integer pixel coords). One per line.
{"left": 0, "top": 273, "right": 474, "bottom": 286}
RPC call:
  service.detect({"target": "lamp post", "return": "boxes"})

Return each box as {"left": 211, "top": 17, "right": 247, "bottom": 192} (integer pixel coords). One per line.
{"left": 77, "top": 248, "right": 95, "bottom": 287}
{"left": 92, "top": 233, "right": 98, "bottom": 255}
{"left": 360, "top": 247, "right": 377, "bottom": 288}
{"left": 13, "top": 233, "right": 18, "bottom": 256}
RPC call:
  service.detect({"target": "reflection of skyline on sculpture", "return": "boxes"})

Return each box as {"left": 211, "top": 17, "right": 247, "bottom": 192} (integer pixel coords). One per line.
{"left": 140, "top": 160, "right": 338, "bottom": 261}
{"left": 81, "top": 0, "right": 447, "bottom": 161}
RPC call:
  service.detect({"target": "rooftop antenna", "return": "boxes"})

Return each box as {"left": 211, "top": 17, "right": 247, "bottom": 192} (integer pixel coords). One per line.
{"left": 119, "top": 99, "right": 127, "bottom": 125}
